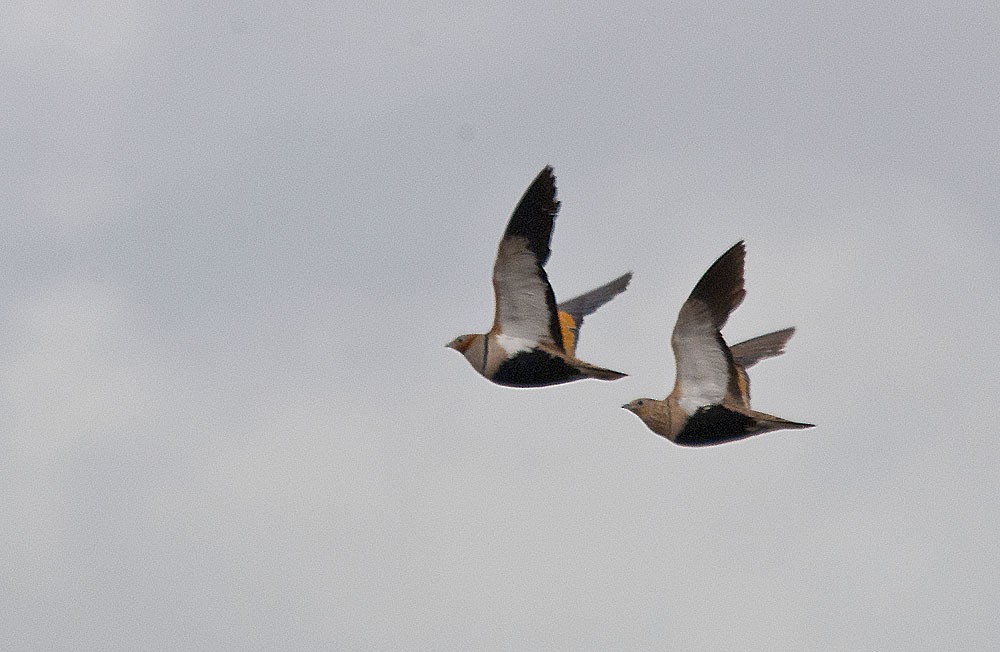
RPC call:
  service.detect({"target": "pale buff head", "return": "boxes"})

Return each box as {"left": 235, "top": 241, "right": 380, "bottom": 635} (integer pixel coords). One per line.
{"left": 622, "top": 398, "right": 657, "bottom": 421}
{"left": 622, "top": 397, "right": 677, "bottom": 440}
{"left": 445, "top": 333, "right": 487, "bottom": 375}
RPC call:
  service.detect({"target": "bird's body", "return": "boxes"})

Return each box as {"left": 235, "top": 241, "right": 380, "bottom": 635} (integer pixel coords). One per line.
{"left": 447, "top": 167, "right": 629, "bottom": 388}
{"left": 622, "top": 242, "right": 812, "bottom": 445}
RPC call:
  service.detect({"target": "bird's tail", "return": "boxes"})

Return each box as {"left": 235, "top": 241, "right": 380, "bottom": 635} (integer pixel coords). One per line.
{"left": 746, "top": 408, "right": 815, "bottom": 433}
{"left": 575, "top": 360, "right": 628, "bottom": 382}
{"left": 729, "top": 327, "right": 796, "bottom": 369}
{"left": 556, "top": 272, "right": 632, "bottom": 355}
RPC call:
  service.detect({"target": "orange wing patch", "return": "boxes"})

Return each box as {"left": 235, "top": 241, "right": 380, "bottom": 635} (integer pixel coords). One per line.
{"left": 558, "top": 311, "right": 578, "bottom": 357}
{"left": 734, "top": 366, "right": 751, "bottom": 408}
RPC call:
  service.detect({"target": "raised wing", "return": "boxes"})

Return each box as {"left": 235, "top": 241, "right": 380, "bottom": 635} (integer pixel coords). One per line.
{"left": 728, "top": 327, "right": 795, "bottom": 408}
{"left": 670, "top": 242, "right": 746, "bottom": 413}
{"left": 729, "top": 327, "right": 795, "bottom": 369}
{"left": 491, "top": 167, "right": 563, "bottom": 349}
{"left": 556, "top": 272, "right": 632, "bottom": 353}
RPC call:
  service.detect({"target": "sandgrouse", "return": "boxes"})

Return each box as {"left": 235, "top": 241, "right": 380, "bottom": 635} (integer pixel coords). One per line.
{"left": 446, "top": 166, "right": 629, "bottom": 387}
{"left": 622, "top": 241, "right": 813, "bottom": 445}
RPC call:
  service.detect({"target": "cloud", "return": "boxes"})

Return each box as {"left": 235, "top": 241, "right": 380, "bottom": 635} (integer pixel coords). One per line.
{"left": 0, "top": 1, "right": 154, "bottom": 70}
{"left": 3, "top": 1, "right": 999, "bottom": 649}
{"left": 0, "top": 279, "right": 165, "bottom": 647}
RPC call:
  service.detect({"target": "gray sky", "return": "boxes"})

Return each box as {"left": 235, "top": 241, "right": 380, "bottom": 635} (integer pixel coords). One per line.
{"left": 3, "top": 2, "right": 999, "bottom": 650}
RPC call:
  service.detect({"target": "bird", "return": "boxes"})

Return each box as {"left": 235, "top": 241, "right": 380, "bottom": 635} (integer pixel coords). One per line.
{"left": 622, "top": 241, "right": 813, "bottom": 446}
{"left": 446, "top": 166, "right": 630, "bottom": 388}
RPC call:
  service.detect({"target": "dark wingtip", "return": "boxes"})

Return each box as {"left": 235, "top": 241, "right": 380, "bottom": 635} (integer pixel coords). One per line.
{"left": 501, "top": 166, "right": 560, "bottom": 264}
{"left": 688, "top": 240, "right": 747, "bottom": 327}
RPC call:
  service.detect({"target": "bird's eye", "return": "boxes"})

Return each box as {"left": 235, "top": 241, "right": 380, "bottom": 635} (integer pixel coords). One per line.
{"left": 637, "top": 400, "right": 644, "bottom": 406}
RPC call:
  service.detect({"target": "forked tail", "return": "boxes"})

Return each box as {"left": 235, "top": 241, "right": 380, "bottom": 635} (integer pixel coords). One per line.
{"left": 577, "top": 361, "right": 628, "bottom": 382}
{"left": 747, "top": 408, "right": 815, "bottom": 433}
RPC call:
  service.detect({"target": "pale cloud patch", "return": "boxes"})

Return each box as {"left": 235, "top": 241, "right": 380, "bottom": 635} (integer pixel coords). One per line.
{"left": 0, "top": 1, "right": 156, "bottom": 70}
{"left": 0, "top": 279, "right": 164, "bottom": 615}
{"left": 23, "top": 165, "right": 117, "bottom": 235}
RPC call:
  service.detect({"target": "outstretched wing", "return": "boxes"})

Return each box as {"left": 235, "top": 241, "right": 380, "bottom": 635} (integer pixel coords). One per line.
{"left": 728, "top": 327, "right": 796, "bottom": 408}
{"left": 556, "top": 272, "right": 632, "bottom": 355}
{"left": 729, "top": 327, "right": 795, "bottom": 369}
{"left": 670, "top": 242, "right": 746, "bottom": 413}
{"left": 490, "top": 166, "right": 564, "bottom": 350}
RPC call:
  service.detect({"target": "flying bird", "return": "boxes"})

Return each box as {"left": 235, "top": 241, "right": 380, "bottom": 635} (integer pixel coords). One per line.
{"left": 622, "top": 241, "right": 813, "bottom": 445}
{"left": 446, "top": 166, "right": 630, "bottom": 387}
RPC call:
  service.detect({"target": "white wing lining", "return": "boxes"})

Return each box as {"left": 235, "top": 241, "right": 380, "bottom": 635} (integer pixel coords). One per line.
{"left": 492, "top": 236, "right": 558, "bottom": 345}
{"left": 671, "top": 300, "right": 730, "bottom": 414}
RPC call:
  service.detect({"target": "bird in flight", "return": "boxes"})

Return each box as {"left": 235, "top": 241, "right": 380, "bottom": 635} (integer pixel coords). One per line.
{"left": 447, "top": 166, "right": 630, "bottom": 387}
{"left": 622, "top": 241, "right": 813, "bottom": 445}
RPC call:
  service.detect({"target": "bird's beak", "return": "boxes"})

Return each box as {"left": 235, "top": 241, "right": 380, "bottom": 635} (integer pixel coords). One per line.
{"left": 621, "top": 403, "right": 632, "bottom": 411}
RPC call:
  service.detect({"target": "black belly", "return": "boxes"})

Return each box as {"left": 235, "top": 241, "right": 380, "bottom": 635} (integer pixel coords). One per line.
{"left": 490, "top": 349, "right": 582, "bottom": 388}
{"left": 674, "top": 405, "right": 756, "bottom": 447}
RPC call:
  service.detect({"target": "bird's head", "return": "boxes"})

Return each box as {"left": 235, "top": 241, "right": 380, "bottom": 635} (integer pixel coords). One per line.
{"left": 445, "top": 333, "right": 487, "bottom": 375}
{"left": 445, "top": 334, "right": 477, "bottom": 353}
{"left": 622, "top": 398, "right": 655, "bottom": 418}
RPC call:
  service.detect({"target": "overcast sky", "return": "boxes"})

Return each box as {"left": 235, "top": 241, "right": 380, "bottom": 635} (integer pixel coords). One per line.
{"left": 3, "top": 2, "right": 999, "bottom": 650}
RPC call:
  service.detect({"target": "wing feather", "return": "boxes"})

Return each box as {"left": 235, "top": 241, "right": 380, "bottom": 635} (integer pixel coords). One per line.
{"left": 490, "top": 167, "right": 563, "bottom": 348}
{"left": 670, "top": 242, "right": 747, "bottom": 413}
{"left": 671, "top": 302, "right": 732, "bottom": 412}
